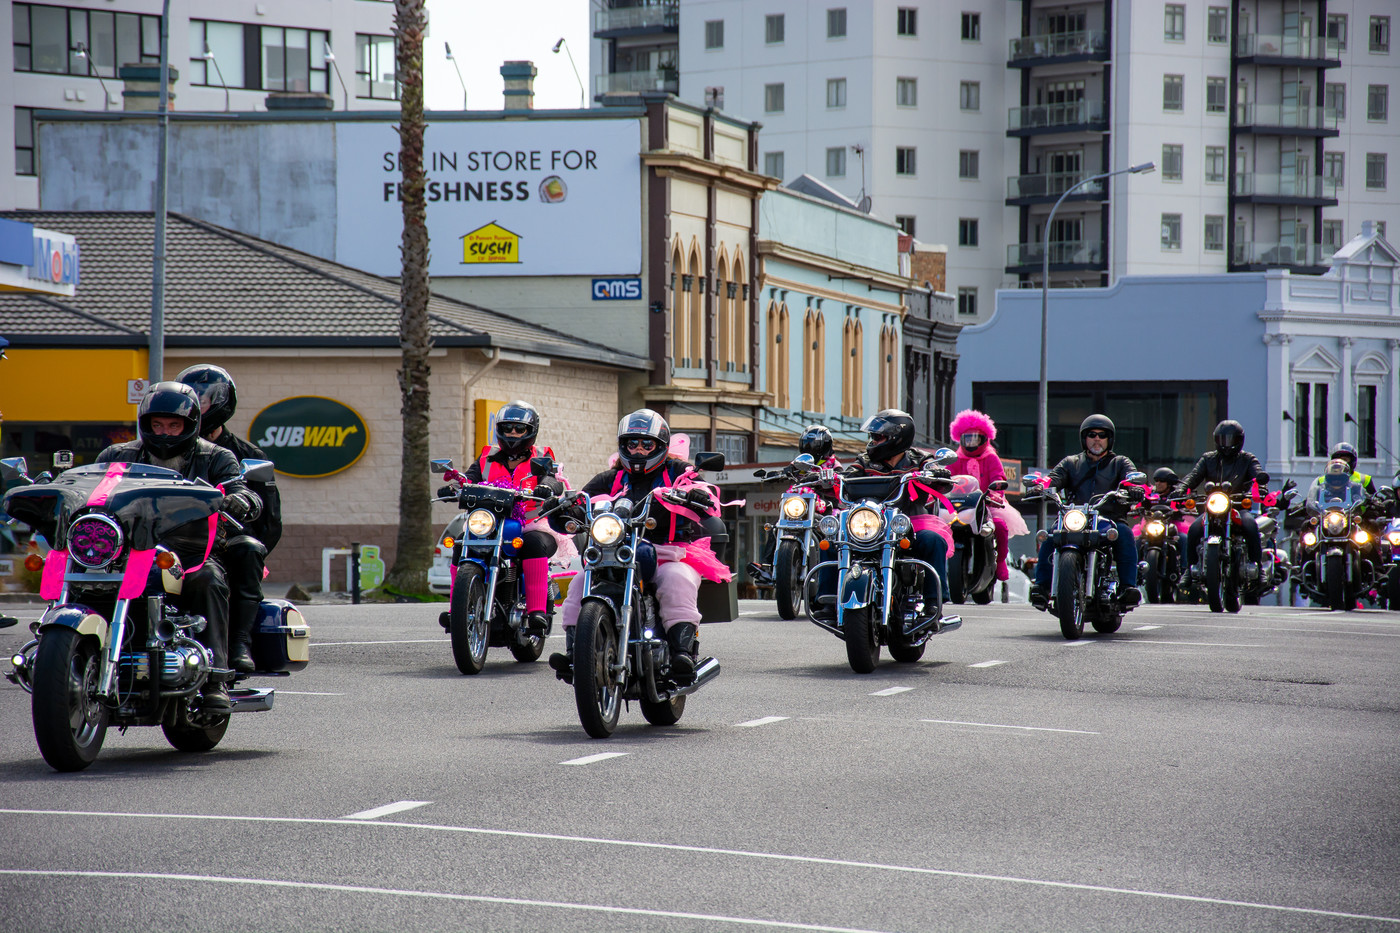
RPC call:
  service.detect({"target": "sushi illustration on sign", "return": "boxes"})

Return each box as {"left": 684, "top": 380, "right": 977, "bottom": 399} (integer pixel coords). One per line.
{"left": 460, "top": 221, "right": 521, "bottom": 264}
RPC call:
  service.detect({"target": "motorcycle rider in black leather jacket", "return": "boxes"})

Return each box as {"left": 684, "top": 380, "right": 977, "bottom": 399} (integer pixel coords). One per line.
{"left": 1174, "top": 420, "right": 1264, "bottom": 581}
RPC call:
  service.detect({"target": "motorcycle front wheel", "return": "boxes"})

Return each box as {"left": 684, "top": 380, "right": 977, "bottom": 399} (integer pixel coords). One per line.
{"left": 574, "top": 601, "right": 623, "bottom": 738}
{"left": 774, "top": 539, "right": 804, "bottom": 621}
{"left": 450, "top": 564, "right": 491, "bottom": 675}
{"left": 32, "top": 628, "right": 108, "bottom": 772}
{"left": 1205, "top": 543, "right": 1225, "bottom": 613}
{"left": 1143, "top": 548, "right": 1161, "bottom": 603}
{"left": 1055, "top": 550, "right": 1085, "bottom": 639}
{"left": 843, "top": 604, "right": 881, "bottom": 673}
{"left": 1325, "top": 552, "right": 1347, "bottom": 612}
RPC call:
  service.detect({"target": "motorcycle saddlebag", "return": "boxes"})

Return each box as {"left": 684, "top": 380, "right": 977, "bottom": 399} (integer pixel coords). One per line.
{"left": 698, "top": 580, "right": 737, "bottom": 623}
{"left": 253, "top": 598, "right": 310, "bottom": 672}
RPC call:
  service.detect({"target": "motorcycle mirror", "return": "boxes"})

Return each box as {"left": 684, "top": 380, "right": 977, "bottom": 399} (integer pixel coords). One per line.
{"left": 239, "top": 458, "right": 275, "bottom": 483}
{"left": 529, "top": 456, "right": 555, "bottom": 478}
{"left": 931, "top": 447, "right": 958, "bottom": 465}
{"left": 1255, "top": 471, "right": 1270, "bottom": 486}
{"left": 430, "top": 458, "right": 453, "bottom": 474}
{"left": 693, "top": 451, "right": 726, "bottom": 472}
{"left": 0, "top": 615, "right": 17, "bottom": 630}
{"left": 988, "top": 480, "right": 1010, "bottom": 491}
{"left": 0, "top": 457, "right": 30, "bottom": 482}
{"left": 753, "top": 469, "right": 769, "bottom": 478}
{"left": 1022, "top": 471, "right": 1043, "bottom": 485}
{"left": 1124, "top": 471, "right": 1147, "bottom": 485}
{"left": 33, "top": 471, "right": 53, "bottom": 484}
{"left": 793, "top": 453, "right": 816, "bottom": 465}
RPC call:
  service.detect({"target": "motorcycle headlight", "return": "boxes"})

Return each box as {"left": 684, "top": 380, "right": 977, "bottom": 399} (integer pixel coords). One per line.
{"left": 1323, "top": 510, "right": 1347, "bottom": 535}
{"left": 1387, "top": 531, "right": 1400, "bottom": 547}
{"left": 1063, "top": 509, "right": 1088, "bottom": 532}
{"left": 590, "top": 514, "right": 625, "bottom": 546}
{"left": 818, "top": 515, "right": 839, "bottom": 537}
{"left": 890, "top": 513, "right": 912, "bottom": 536}
{"left": 67, "top": 514, "right": 124, "bottom": 569}
{"left": 847, "top": 507, "right": 883, "bottom": 542}
{"left": 1353, "top": 529, "right": 1370, "bottom": 546}
{"left": 781, "top": 496, "right": 808, "bottom": 520}
{"left": 1206, "top": 492, "right": 1230, "bottom": 515}
{"left": 1145, "top": 520, "right": 1166, "bottom": 538}
{"left": 467, "top": 509, "right": 497, "bottom": 537}
{"left": 1302, "top": 531, "right": 1317, "bottom": 547}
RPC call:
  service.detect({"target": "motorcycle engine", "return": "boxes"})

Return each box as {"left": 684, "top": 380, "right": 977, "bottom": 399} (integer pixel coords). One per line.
{"left": 118, "top": 640, "right": 213, "bottom": 687}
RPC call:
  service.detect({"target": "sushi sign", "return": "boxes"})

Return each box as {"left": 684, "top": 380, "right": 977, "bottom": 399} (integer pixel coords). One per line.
{"left": 461, "top": 222, "right": 520, "bottom": 264}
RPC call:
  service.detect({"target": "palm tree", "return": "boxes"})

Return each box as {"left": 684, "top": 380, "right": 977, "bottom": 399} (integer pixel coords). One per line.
{"left": 385, "top": 0, "right": 433, "bottom": 594}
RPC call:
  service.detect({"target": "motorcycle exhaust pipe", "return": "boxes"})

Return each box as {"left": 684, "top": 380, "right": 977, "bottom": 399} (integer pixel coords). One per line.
{"left": 692, "top": 656, "right": 720, "bottom": 687}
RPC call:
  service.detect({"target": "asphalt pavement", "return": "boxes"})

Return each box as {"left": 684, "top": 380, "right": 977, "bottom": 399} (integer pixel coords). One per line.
{"left": 1, "top": 597, "right": 1398, "bottom": 932}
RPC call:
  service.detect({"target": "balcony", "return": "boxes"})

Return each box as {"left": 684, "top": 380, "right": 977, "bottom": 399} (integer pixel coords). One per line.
{"left": 1006, "top": 240, "right": 1106, "bottom": 272}
{"left": 1234, "top": 103, "right": 1340, "bottom": 136}
{"left": 1231, "top": 240, "right": 1330, "bottom": 270}
{"left": 594, "top": 2, "right": 679, "bottom": 37}
{"left": 1008, "top": 99, "right": 1107, "bottom": 136}
{"left": 595, "top": 68, "right": 678, "bottom": 95}
{"left": 1232, "top": 173, "right": 1340, "bottom": 205}
{"left": 1006, "top": 171, "right": 1107, "bottom": 205}
{"left": 1008, "top": 29, "right": 1109, "bottom": 67}
{"left": 1234, "top": 33, "right": 1341, "bottom": 67}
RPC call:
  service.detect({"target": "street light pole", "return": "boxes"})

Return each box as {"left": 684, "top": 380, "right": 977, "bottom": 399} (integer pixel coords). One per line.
{"left": 1037, "top": 161, "right": 1155, "bottom": 530}
{"left": 553, "top": 38, "right": 586, "bottom": 109}
{"left": 445, "top": 42, "right": 467, "bottom": 110}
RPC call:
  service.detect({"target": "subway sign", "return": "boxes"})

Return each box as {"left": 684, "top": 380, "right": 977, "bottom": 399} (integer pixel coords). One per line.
{"left": 248, "top": 396, "right": 369, "bottom": 478}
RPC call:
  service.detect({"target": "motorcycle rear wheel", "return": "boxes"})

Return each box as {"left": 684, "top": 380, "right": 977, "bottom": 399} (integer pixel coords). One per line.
{"left": 32, "top": 628, "right": 108, "bottom": 772}
{"left": 1055, "top": 550, "right": 1085, "bottom": 640}
{"left": 449, "top": 564, "right": 491, "bottom": 675}
{"left": 774, "top": 539, "right": 804, "bottom": 621}
{"left": 574, "top": 601, "right": 622, "bottom": 738}
{"left": 1205, "top": 543, "right": 1225, "bottom": 613}
{"left": 163, "top": 703, "right": 230, "bottom": 752}
{"left": 1325, "top": 553, "right": 1347, "bottom": 612}
{"left": 843, "top": 604, "right": 881, "bottom": 674}
{"left": 640, "top": 694, "right": 685, "bottom": 726}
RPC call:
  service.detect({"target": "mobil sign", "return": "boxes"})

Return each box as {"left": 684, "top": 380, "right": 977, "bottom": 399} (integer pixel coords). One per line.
{"left": 0, "top": 217, "right": 79, "bottom": 297}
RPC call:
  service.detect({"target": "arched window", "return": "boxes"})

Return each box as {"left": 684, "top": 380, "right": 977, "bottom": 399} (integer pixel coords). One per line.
{"left": 716, "top": 246, "right": 731, "bottom": 370}
{"left": 670, "top": 242, "right": 685, "bottom": 369}
{"left": 879, "top": 324, "right": 898, "bottom": 410}
{"left": 688, "top": 245, "right": 704, "bottom": 368}
{"left": 803, "top": 310, "right": 817, "bottom": 411}
{"left": 842, "top": 317, "right": 864, "bottom": 417}
{"left": 731, "top": 250, "right": 748, "bottom": 373}
{"left": 766, "top": 301, "right": 779, "bottom": 401}
{"left": 777, "top": 304, "right": 790, "bottom": 408}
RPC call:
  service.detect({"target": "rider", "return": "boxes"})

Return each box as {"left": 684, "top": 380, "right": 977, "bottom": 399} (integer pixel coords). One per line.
{"left": 1176, "top": 420, "right": 1265, "bottom": 582}
{"left": 1320, "top": 442, "right": 1377, "bottom": 495}
{"left": 177, "top": 364, "right": 282, "bottom": 674}
{"left": 749, "top": 424, "right": 840, "bottom": 584}
{"left": 547, "top": 409, "right": 726, "bottom": 685}
{"left": 1028, "top": 414, "right": 1142, "bottom": 611}
{"left": 949, "top": 409, "right": 1026, "bottom": 585}
{"left": 96, "top": 383, "right": 262, "bottom": 712}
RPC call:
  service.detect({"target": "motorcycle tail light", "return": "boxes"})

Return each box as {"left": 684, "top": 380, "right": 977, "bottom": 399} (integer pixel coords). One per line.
{"left": 67, "top": 514, "right": 124, "bottom": 569}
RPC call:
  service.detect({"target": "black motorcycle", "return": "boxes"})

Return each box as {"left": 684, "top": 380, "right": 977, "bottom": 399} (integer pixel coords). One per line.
{"left": 755, "top": 453, "right": 826, "bottom": 620}
{"left": 941, "top": 473, "right": 1002, "bottom": 605}
{"left": 1294, "top": 477, "right": 1386, "bottom": 611}
{"left": 1186, "top": 474, "right": 1272, "bottom": 614}
{"left": 1135, "top": 499, "right": 1186, "bottom": 604}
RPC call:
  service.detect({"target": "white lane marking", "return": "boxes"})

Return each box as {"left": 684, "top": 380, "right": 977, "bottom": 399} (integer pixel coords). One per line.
{"left": 968, "top": 660, "right": 1007, "bottom": 668}
{"left": 276, "top": 691, "right": 345, "bottom": 696}
{"left": 1139, "top": 640, "right": 1264, "bottom": 648}
{"left": 344, "top": 801, "right": 432, "bottom": 821}
{"left": 869, "top": 686, "right": 913, "bottom": 696}
{"left": 736, "top": 716, "right": 790, "bottom": 728}
{"left": 561, "top": 752, "right": 630, "bottom": 766}
{"left": 921, "top": 719, "right": 1100, "bottom": 735}
{"left": 0, "top": 870, "right": 898, "bottom": 933}
{"left": 1134, "top": 625, "right": 1162, "bottom": 631}
{"left": 2, "top": 811, "right": 1392, "bottom": 926}
{"left": 1063, "top": 640, "right": 1096, "bottom": 647}
{"left": 314, "top": 639, "right": 448, "bottom": 647}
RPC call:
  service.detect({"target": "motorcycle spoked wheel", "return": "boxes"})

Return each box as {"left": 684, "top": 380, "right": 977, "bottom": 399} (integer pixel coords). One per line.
{"left": 31, "top": 628, "right": 109, "bottom": 772}
{"left": 162, "top": 699, "right": 230, "bottom": 752}
{"left": 573, "top": 601, "right": 623, "bottom": 738}
{"left": 1054, "top": 550, "right": 1085, "bottom": 640}
{"left": 842, "top": 602, "right": 882, "bottom": 674}
{"left": 1325, "top": 552, "right": 1348, "bottom": 612}
{"left": 1224, "top": 549, "right": 1243, "bottom": 614}
{"left": 1205, "top": 542, "right": 1225, "bottom": 613}
{"left": 886, "top": 578, "right": 927, "bottom": 663}
{"left": 449, "top": 564, "right": 491, "bottom": 675}
{"left": 774, "top": 539, "right": 805, "bottom": 621}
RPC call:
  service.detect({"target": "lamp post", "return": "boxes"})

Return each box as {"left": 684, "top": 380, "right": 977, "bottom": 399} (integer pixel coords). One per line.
{"left": 202, "top": 41, "right": 230, "bottom": 112}
{"left": 1036, "top": 161, "right": 1155, "bottom": 529}
{"left": 73, "top": 43, "right": 112, "bottom": 111}
{"left": 324, "top": 41, "right": 348, "bottom": 111}
{"left": 552, "top": 38, "right": 586, "bottom": 108}
{"left": 445, "top": 42, "right": 467, "bottom": 110}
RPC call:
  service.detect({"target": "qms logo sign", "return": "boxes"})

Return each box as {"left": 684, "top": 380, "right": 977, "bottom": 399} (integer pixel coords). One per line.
{"left": 591, "top": 278, "right": 642, "bottom": 301}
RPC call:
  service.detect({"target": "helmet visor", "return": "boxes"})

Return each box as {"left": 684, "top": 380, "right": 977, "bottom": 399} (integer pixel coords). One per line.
{"left": 959, "top": 432, "right": 985, "bottom": 449}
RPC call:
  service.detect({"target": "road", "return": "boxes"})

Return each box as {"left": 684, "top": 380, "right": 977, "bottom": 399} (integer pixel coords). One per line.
{"left": 1, "top": 598, "right": 1398, "bottom": 932}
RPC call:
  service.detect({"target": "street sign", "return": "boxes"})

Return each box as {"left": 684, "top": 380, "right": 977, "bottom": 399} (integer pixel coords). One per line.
{"left": 126, "top": 379, "right": 148, "bottom": 404}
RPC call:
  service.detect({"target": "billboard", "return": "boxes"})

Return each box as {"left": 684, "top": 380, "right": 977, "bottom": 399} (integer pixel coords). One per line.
{"left": 335, "top": 120, "right": 643, "bottom": 278}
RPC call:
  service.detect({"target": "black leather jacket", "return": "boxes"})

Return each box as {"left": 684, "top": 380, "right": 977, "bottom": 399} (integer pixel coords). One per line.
{"left": 1177, "top": 450, "right": 1265, "bottom": 496}
{"left": 841, "top": 449, "right": 951, "bottom": 517}
{"left": 210, "top": 430, "right": 282, "bottom": 553}
{"left": 1047, "top": 450, "right": 1137, "bottom": 519}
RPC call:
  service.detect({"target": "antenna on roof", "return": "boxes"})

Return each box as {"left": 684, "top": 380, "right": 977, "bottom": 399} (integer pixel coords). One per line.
{"left": 850, "top": 144, "right": 869, "bottom": 212}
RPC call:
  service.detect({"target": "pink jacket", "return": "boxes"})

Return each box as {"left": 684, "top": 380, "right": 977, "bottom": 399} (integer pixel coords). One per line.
{"left": 952, "top": 449, "right": 1008, "bottom": 493}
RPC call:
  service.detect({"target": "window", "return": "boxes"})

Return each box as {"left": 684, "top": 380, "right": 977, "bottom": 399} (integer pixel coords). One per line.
{"left": 1164, "top": 4, "right": 1185, "bottom": 41}
{"left": 1207, "top": 7, "right": 1228, "bottom": 43}
{"left": 802, "top": 310, "right": 826, "bottom": 412}
{"left": 764, "top": 151, "right": 785, "bottom": 179}
{"left": 1294, "top": 382, "right": 1329, "bottom": 457}
{"left": 1371, "top": 16, "right": 1390, "bottom": 53}
{"left": 1206, "top": 77, "right": 1227, "bottom": 114}
{"left": 899, "top": 7, "right": 918, "bottom": 37}
{"left": 960, "top": 12, "right": 980, "bottom": 41}
{"left": 354, "top": 34, "right": 396, "bottom": 100}
{"left": 1161, "top": 213, "right": 1182, "bottom": 250}
{"left": 765, "top": 14, "right": 784, "bottom": 44}
{"left": 1322, "top": 219, "right": 1344, "bottom": 250}
{"left": 1327, "top": 13, "right": 1347, "bottom": 50}
{"left": 1324, "top": 152, "right": 1345, "bottom": 187}
{"left": 896, "top": 146, "right": 917, "bottom": 176}
{"left": 766, "top": 303, "right": 791, "bottom": 409}
{"left": 827, "top": 8, "right": 847, "bottom": 39}
{"left": 957, "top": 288, "right": 977, "bottom": 316}
{"left": 1325, "top": 82, "right": 1346, "bottom": 120}
{"left": 764, "top": 82, "right": 785, "bottom": 113}
{"left": 826, "top": 77, "right": 846, "bottom": 108}
{"left": 1204, "top": 146, "right": 1225, "bottom": 183}
{"left": 958, "top": 218, "right": 979, "bottom": 247}
{"left": 261, "top": 25, "right": 330, "bottom": 93}
{"left": 959, "top": 81, "right": 980, "bottom": 111}
{"left": 1162, "top": 144, "right": 1183, "bottom": 180}
{"left": 190, "top": 20, "right": 245, "bottom": 88}
{"left": 14, "top": 107, "right": 35, "bottom": 176}
{"left": 1357, "top": 385, "right": 1378, "bottom": 458}
{"left": 826, "top": 146, "right": 846, "bottom": 177}
{"left": 1163, "top": 74, "right": 1184, "bottom": 111}
{"left": 14, "top": 3, "right": 160, "bottom": 76}
{"left": 1367, "top": 153, "right": 1387, "bottom": 189}
{"left": 1368, "top": 85, "right": 1389, "bottom": 121}
{"left": 958, "top": 149, "right": 979, "bottom": 179}
{"left": 888, "top": 77, "right": 914, "bottom": 108}
{"left": 1204, "top": 215, "right": 1224, "bottom": 252}
{"left": 705, "top": 19, "right": 724, "bottom": 49}
{"left": 895, "top": 215, "right": 915, "bottom": 236}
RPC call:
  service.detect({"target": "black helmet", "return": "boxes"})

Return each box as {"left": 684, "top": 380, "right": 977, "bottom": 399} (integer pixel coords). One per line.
{"left": 861, "top": 409, "right": 915, "bottom": 462}
{"left": 1329, "top": 441, "right": 1358, "bottom": 471}
{"left": 798, "top": 424, "right": 834, "bottom": 461}
{"left": 617, "top": 408, "right": 671, "bottom": 476}
{"left": 1152, "top": 467, "right": 1179, "bottom": 485}
{"left": 1079, "top": 414, "right": 1115, "bottom": 450}
{"left": 138, "top": 382, "right": 202, "bottom": 459}
{"left": 176, "top": 363, "right": 238, "bottom": 435}
{"left": 494, "top": 400, "right": 540, "bottom": 456}
{"left": 1214, "top": 420, "right": 1245, "bottom": 456}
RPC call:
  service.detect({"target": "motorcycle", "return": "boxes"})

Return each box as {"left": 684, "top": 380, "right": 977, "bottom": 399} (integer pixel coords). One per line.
{"left": 1249, "top": 480, "right": 1297, "bottom": 605}
{"left": 941, "top": 473, "right": 1002, "bottom": 605}
{"left": 801, "top": 449, "right": 963, "bottom": 674}
{"left": 1294, "top": 478, "right": 1387, "bottom": 611}
{"left": 1135, "top": 499, "right": 1187, "bottom": 604}
{"left": 1379, "top": 516, "right": 1400, "bottom": 608}
{"left": 754, "top": 453, "right": 825, "bottom": 620}
{"left": 430, "top": 456, "right": 557, "bottom": 674}
{"left": 1188, "top": 474, "right": 1273, "bottom": 614}
{"left": 1, "top": 453, "right": 308, "bottom": 772}
{"left": 556, "top": 452, "right": 725, "bottom": 738}
{"left": 1024, "top": 471, "right": 1147, "bottom": 638}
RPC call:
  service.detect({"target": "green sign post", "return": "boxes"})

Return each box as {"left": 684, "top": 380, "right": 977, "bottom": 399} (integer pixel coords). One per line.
{"left": 249, "top": 396, "right": 369, "bottom": 478}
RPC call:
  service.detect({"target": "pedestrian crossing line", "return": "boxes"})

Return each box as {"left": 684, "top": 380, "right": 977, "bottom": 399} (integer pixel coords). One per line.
{"left": 735, "top": 716, "right": 790, "bottom": 728}
{"left": 869, "top": 686, "right": 913, "bottom": 696}
{"left": 561, "top": 752, "right": 630, "bottom": 766}
{"left": 1135, "top": 625, "right": 1162, "bottom": 631}
{"left": 968, "top": 660, "right": 1007, "bottom": 668}
{"left": 344, "top": 801, "right": 432, "bottom": 820}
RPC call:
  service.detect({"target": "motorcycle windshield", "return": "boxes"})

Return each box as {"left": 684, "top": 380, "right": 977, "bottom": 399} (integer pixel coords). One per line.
{"left": 1319, "top": 475, "right": 1353, "bottom": 507}
{"left": 842, "top": 475, "right": 904, "bottom": 501}
{"left": 949, "top": 475, "right": 980, "bottom": 497}
{"left": 1, "top": 463, "right": 223, "bottom": 550}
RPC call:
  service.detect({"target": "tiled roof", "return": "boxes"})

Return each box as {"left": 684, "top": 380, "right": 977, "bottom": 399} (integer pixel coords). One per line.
{"left": 0, "top": 211, "right": 648, "bottom": 369}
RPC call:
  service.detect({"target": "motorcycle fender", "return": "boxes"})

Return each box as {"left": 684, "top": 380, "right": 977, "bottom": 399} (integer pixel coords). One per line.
{"left": 839, "top": 571, "right": 874, "bottom": 610}
{"left": 37, "top": 604, "right": 109, "bottom": 648}
{"left": 580, "top": 593, "right": 620, "bottom": 619}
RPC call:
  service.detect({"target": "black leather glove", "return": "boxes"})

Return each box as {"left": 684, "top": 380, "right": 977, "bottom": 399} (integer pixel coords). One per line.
{"left": 922, "top": 465, "right": 952, "bottom": 481}
{"left": 224, "top": 491, "right": 261, "bottom": 523}
{"left": 437, "top": 484, "right": 456, "bottom": 500}
{"left": 685, "top": 488, "right": 716, "bottom": 511}
{"left": 536, "top": 477, "right": 564, "bottom": 497}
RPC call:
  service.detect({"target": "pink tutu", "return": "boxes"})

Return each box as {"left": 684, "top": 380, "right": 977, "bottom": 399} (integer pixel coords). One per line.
{"left": 989, "top": 502, "right": 1029, "bottom": 537}
{"left": 909, "top": 514, "right": 955, "bottom": 556}
{"left": 654, "top": 538, "right": 732, "bottom": 583}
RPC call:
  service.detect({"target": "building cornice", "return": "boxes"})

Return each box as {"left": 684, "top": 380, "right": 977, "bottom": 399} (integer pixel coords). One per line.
{"left": 639, "top": 384, "right": 772, "bottom": 407}
{"left": 642, "top": 151, "right": 779, "bottom": 193}
{"left": 757, "top": 241, "right": 914, "bottom": 297}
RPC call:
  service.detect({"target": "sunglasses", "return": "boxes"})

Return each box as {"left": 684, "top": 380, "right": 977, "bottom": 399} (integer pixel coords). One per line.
{"left": 625, "top": 438, "right": 658, "bottom": 452}
{"left": 498, "top": 424, "right": 530, "bottom": 436}
{"left": 1084, "top": 431, "right": 1110, "bottom": 439}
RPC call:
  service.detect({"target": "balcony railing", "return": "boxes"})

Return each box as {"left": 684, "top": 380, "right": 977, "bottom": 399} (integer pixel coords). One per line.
{"left": 594, "top": 3, "right": 679, "bottom": 33}
{"left": 1231, "top": 241, "right": 1329, "bottom": 266}
{"left": 1234, "top": 103, "right": 1341, "bottom": 131}
{"left": 1234, "top": 33, "right": 1341, "bottom": 61}
{"left": 1007, "top": 240, "right": 1105, "bottom": 267}
{"left": 1008, "top": 29, "right": 1109, "bottom": 61}
{"left": 1233, "top": 173, "right": 1340, "bottom": 200}
{"left": 596, "top": 68, "right": 678, "bottom": 95}
{"left": 1007, "top": 171, "right": 1107, "bottom": 200}
{"left": 1008, "top": 99, "right": 1106, "bottom": 132}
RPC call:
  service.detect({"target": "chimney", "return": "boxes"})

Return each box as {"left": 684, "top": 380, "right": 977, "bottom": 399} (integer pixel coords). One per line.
{"left": 119, "top": 63, "right": 178, "bottom": 111}
{"left": 501, "top": 60, "right": 538, "bottom": 110}
{"left": 265, "top": 92, "right": 335, "bottom": 111}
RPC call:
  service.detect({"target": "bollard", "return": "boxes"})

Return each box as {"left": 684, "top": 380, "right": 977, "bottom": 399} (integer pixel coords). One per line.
{"left": 351, "top": 541, "right": 361, "bottom": 604}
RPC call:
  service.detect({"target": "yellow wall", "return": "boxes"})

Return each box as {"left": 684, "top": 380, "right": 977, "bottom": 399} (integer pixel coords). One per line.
{"left": 0, "top": 348, "right": 147, "bottom": 421}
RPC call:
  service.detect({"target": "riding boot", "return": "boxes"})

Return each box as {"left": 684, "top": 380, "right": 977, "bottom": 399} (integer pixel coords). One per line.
{"left": 548, "top": 626, "right": 575, "bottom": 674}
{"left": 666, "top": 622, "right": 698, "bottom": 686}
{"left": 229, "top": 599, "right": 258, "bottom": 674}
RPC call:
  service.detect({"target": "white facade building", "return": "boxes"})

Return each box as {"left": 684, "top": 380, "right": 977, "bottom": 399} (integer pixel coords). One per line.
{"left": 3, "top": 0, "right": 399, "bottom": 210}
{"left": 679, "top": 0, "right": 1399, "bottom": 322}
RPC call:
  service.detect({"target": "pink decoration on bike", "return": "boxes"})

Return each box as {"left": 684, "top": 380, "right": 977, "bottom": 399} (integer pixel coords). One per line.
{"left": 183, "top": 514, "right": 219, "bottom": 573}
{"left": 909, "top": 514, "right": 955, "bottom": 555}
{"left": 85, "top": 463, "right": 130, "bottom": 507}
{"left": 40, "top": 549, "right": 68, "bottom": 600}
{"left": 118, "top": 549, "right": 156, "bottom": 599}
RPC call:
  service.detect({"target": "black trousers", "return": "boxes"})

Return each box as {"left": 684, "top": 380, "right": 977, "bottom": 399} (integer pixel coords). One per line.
{"left": 180, "top": 559, "right": 229, "bottom": 670}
